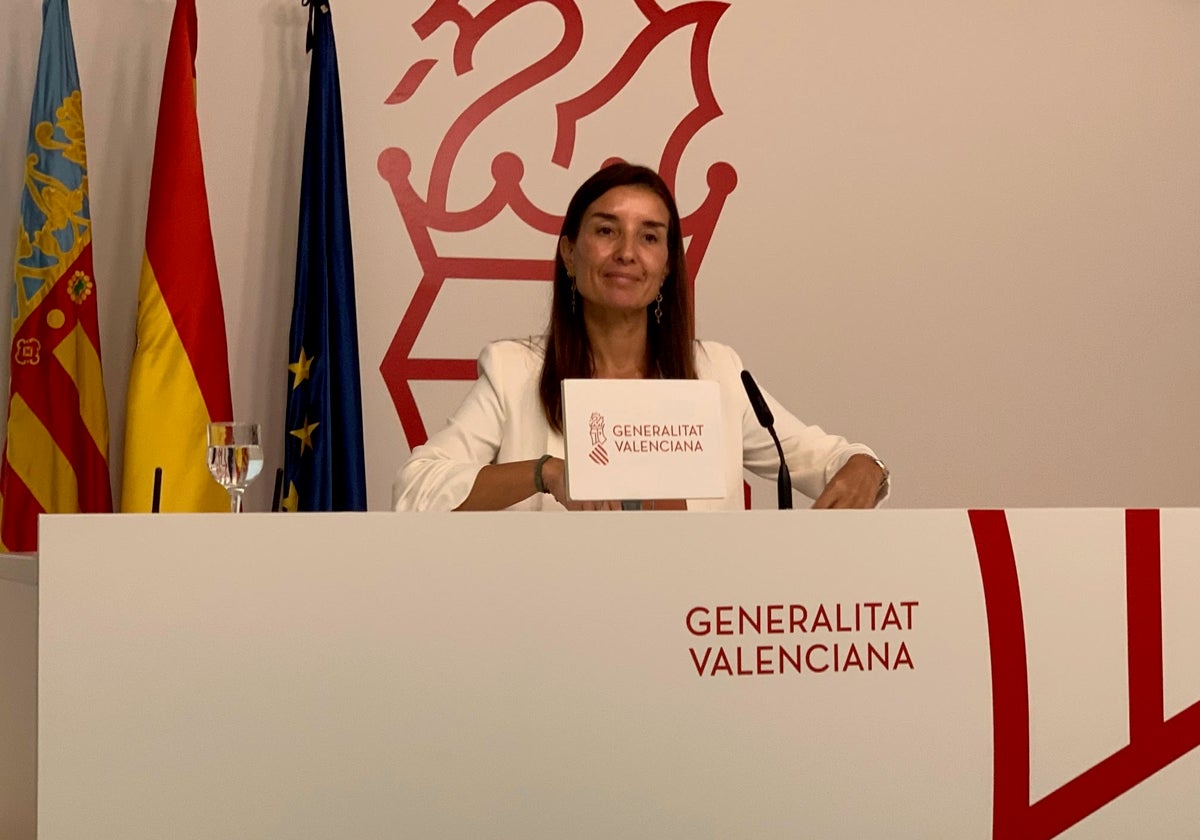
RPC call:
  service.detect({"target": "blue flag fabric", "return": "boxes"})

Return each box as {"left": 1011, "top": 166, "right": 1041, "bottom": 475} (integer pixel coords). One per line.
{"left": 282, "top": 0, "right": 367, "bottom": 511}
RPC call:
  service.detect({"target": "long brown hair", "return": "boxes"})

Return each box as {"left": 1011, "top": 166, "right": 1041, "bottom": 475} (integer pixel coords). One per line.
{"left": 539, "top": 163, "right": 696, "bottom": 432}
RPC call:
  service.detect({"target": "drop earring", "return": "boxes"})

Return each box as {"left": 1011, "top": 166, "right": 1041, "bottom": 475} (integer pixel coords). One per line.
{"left": 654, "top": 292, "right": 663, "bottom": 325}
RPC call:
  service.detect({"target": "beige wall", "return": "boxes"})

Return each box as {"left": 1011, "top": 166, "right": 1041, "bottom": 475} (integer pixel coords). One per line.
{"left": 1, "top": 0, "right": 1197, "bottom": 510}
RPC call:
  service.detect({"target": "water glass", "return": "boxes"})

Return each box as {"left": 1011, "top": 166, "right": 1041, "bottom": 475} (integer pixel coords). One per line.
{"left": 207, "top": 422, "right": 265, "bottom": 513}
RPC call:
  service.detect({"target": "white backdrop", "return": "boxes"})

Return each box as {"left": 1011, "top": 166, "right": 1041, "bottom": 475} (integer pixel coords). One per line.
{"left": 1, "top": 0, "right": 1197, "bottom": 512}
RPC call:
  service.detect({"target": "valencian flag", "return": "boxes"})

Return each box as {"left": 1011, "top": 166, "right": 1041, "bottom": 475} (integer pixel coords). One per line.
{"left": 281, "top": 0, "right": 367, "bottom": 512}
{"left": 0, "top": 0, "right": 112, "bottom": 552}
{"left": 121, "top": 0, "right": 233, "bottom": 512}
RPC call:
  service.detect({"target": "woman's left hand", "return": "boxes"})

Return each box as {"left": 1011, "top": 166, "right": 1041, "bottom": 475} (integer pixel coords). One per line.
{"left": 811, "top": 454, "right": 886, "bottom": 509}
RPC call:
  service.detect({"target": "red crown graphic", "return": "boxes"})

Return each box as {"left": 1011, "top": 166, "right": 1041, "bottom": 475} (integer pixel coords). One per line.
{"left": 377, "top": 0, "right": 738, "bottom": 449}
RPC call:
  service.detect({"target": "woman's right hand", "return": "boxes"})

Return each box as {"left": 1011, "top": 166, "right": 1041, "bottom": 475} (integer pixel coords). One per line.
{"left": 456, "top": 458, "right": 619, "bottom": 510}
{"left": 539, "top": 457, "right": 621, "bottom": 510}
{"left": 540, "top": 459, "right": 685, "bottom": 511}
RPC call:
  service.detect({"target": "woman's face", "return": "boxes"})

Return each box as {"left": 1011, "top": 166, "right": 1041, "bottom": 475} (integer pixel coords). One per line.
{"left": 560, "top": 185, "right": 671, "bottom": 318}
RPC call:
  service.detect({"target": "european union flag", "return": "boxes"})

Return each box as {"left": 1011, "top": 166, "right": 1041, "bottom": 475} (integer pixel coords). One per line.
{"left": 283, "top": 0, "right": 366, "bottom": 511}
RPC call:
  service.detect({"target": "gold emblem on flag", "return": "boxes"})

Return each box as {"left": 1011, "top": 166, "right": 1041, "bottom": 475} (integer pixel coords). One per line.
{"left": 67, "top": 271, "right": 93, "bottom": 304}
{"left": 14, "top": 92, "right": 92, "bottom": 325}
{"left": 14, "top": 339, "right": 41, "bottom": 366}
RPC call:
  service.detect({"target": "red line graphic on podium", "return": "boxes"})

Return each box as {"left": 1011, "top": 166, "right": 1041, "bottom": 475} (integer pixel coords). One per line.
{"left": 377, "top": 0, "right": 737, "bottom": 448}
{"left": 970, "top": 509, "right": 1200, "bottom": 839}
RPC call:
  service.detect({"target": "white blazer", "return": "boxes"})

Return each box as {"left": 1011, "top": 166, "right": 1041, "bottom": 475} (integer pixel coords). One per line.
{"left": 392, "top": 338, "right": 880, "bottom": 511}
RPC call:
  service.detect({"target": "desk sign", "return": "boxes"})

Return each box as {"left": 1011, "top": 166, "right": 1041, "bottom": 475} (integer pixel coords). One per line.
{"left": 562, "top": 378, "right": 724, "bottom": 500}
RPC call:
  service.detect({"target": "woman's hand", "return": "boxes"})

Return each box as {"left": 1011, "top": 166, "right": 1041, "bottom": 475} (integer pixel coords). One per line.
{"left": 542, "top": 458, "right": 647, "bottom": 510}
{"left": 538, "top": 457, "right": 616, "bottom": 510}
{"left": 811, "top": 454, "right": 887, "bottom": 509}
{"left": 453, "top": 458, "right": 599, "bottom": 511}
{"left": 540, "top": 458, "right": 686, "bottom": 510}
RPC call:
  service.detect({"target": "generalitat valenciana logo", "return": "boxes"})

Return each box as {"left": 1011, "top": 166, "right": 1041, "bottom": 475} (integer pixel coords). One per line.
{"left": 587, "top": 411, "right": 609, "bottom": 466}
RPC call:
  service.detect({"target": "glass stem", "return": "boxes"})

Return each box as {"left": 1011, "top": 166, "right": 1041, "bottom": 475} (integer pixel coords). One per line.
{"left": 230, "top": 489, "right": 244, "bottom": 514}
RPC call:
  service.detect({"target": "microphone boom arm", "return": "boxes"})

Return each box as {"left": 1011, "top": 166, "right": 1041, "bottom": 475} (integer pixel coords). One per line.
{"left": 740, "top": 370, "right": 793, "bottom": 510}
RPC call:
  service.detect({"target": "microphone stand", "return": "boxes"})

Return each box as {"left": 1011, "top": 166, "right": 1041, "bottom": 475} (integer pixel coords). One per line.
{"left": 740, "top": 370, "right": 793, "bottom": 510}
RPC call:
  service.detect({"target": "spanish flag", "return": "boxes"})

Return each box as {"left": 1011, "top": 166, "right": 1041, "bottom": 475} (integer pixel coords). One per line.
{"left": 0, "top": 0, "right": 112, "bottom": 551}
{"left": 121, "top": 0, "right": 233, "bottom": 512}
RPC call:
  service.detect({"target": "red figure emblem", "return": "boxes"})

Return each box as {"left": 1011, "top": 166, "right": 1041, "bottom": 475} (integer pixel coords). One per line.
{"left": 377, "top": 0, "right": 737, "bottom": 449}
{"left": 587, "top": 411, "right": 608, "bottom": 465}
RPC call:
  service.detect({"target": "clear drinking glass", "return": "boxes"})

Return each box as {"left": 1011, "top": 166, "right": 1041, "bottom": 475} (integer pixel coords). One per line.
{"left": 206, "top": 422, "right": 265, "bottom": 513}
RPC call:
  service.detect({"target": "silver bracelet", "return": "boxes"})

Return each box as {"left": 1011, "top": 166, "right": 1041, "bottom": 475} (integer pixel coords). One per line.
{"left": 871, "top": 457, "right": 890, "bottom": 491}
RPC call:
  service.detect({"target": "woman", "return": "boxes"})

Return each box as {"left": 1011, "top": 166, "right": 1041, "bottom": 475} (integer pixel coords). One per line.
{"left": 392, "top": 163, "right": 888, "bottom": 511}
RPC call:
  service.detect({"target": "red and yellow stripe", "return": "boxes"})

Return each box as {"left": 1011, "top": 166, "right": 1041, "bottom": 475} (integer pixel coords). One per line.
{"left": 121, "top": 0, "right": 232, "bottom": 513}
{"left": 1, "top": 242, "right": 112, "bottom": 551}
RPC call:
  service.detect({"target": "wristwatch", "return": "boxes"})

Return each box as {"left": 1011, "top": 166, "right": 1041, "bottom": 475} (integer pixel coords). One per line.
{"left": 533, "top": 453, "right": 553, "bottom": 494}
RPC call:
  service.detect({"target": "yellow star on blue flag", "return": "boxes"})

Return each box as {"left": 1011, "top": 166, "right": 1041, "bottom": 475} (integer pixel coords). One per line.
{"left": 289, "top": 418, "right": 319, "bottom": 455}
{"left": 288, "top": 347, "right": 314, "bottom": 390}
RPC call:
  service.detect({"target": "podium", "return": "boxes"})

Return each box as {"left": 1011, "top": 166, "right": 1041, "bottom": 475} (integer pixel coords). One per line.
{"left": 0, "top": 552, "right": 36, "bottom": 840}
{"left": 6, "top": 510, "right": 1200, "bottom": 838}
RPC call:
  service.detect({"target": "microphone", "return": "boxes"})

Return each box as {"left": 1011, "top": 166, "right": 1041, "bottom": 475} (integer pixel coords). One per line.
{"left": 740, "top": 370, "right": 792, "bottom": 509}
{"left": 271, "top": 467, "right": 285, "bottom": 512}
{"left": 151, "top": 466, "right": 163, "bottom": 513}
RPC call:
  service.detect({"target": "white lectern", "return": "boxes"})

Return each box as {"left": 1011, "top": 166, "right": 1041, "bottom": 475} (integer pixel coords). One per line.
{"left": 11, "top": 510, "right": 1200, "bottom": 839}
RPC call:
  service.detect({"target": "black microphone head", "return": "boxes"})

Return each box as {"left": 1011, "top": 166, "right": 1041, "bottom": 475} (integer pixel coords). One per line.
{"left": 740, "top": 369, "right": 775, "bottom": 429}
